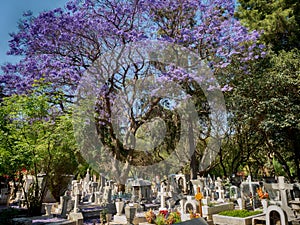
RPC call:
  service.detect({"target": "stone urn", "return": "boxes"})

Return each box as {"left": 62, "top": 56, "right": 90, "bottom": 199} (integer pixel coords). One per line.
{"left": 116, "top": 200, "right": 125, "bottom": 216}
{"left": 125, "top": 204, "right": 137, "bottom": 225}
{"left": 44, "top": 203, "right": 53, "bottom": 216}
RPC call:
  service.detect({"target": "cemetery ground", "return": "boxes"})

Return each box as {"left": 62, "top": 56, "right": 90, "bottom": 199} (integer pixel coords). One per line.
{"left": 0, "top": 171, "right": 300, "bottom": 225}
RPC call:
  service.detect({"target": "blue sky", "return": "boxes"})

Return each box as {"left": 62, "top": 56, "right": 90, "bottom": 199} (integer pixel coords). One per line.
{"left": 0, "top": 0, "right": 68, "bottom": 66}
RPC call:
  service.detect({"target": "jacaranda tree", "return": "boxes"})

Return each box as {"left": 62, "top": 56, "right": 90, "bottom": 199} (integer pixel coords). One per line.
{"left": 1, "top": 0, "right": 263, "bottom": 186}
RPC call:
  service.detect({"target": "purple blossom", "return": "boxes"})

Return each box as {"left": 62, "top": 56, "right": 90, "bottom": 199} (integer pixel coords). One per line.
{"left": 1, "top": 0, "right": 263, "bottom": 97}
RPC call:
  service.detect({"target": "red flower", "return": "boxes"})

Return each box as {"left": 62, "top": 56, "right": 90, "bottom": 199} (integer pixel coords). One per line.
{"left": 159, "top": 209, "right": 169, "bottom": 218}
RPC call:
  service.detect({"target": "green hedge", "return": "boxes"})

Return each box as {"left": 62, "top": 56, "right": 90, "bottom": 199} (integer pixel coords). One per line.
{"left": 218, "top": 209, "right": 262, "bottom": 218}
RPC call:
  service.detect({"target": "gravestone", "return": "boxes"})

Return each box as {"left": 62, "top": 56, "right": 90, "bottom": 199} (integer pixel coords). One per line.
{"left": 240, "top": 180, "right": 260, "bottom": 209}
{"left": 229, "top": 185, "right": 238, "bottom": 200}
{"left": 125, "top": 204, "right": 137, "bottom": 225}
{"left": 184, "top": 196, "right": 199, "bottom": 213}
{"left": 175, "top": 172, "right": 188, "bottom": 194}
{"left": 61, "top": 191, "right": 71, "bottom": 218}
{"left": 73, "top": 183, "right": 80, "bottom": 213}
{"left": 266, "top": 205, "right": 288, "bottom": 225}
{"left": 158, "top": 184, "right": 168, "bottom": 210}
{"left": 0, "top": 187, "right": 9, "bottom": 205}
{"left": 264, "top": 176, "right": 297, "bottom": 221}
{"left": 68, "top": 211, "right": 84, "bottom": 225}
{"left": 215, "top": 178, "right": 224, "bottom": 203}
{"left": 131, "top": 179, "right": 152, "bottom": 202}
{"left": 102, "top": 185, "right": 112, "bottom": 204}
{"left": 190, "top": 180, "right": 203, "bottom": 196}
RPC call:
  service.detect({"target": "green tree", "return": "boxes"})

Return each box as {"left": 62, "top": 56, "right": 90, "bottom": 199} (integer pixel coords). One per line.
{"left": 235, "top": 0, "right": 300, "bottom": 52}
{"left": 231, "top": 0, "right": 300, "bottom": 181}
{"left": 223, "top": 49, "right": 300, "bottom": 181}
{"left": 0, "top": 89, "right": 78, "bottom": 215}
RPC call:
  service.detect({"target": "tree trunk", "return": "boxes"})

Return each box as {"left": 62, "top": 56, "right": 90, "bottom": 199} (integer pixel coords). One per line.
{"left": 218, "top": 147, "right": 227, "bottom": 177}
{"left": 190, "top": 152, "right": 198, "bottom": 180}
{"left": 188, "top": 116, "right": 198, "bottom": 180}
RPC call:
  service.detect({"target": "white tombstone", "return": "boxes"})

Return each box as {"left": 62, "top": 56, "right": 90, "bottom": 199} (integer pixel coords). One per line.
{"left": 246, "top": 175, "right": 255, "bottom": 209}
{"left": 102, "top": 186, "right": 112, "bottom": 204}
{"left": 266, "top": 205, "right": 288, "bottom": 225}
{"left": 179, "top": 199, "right": 185, "bottom": 215}
{"left": 215, "top": 178, "right": 224, "bottom": 202}
{"left": 229, "top": 185, "right": 238, "bottom": 199}
{"left": 216, "top": 188, "right": 225, "bottom": 203}
{"left": 158, "top": 183, "right": 168, "bottom": 211}
{"left": 190, "top": 179, "right": 204, "bottom": 195}
{"left": 264, "top": 176, "right": 296, "bottom": 221}
{"left": 237, "top": 198, "right": 245, "bottom": 210}
{"left": 202, "top": 197, "right": 210, "bottom": 206}
{"left": 73, "top": 183, "right": 80, "bottom": 213}
{"left": 184, "top": 196, "right": 199, "bottom": 213}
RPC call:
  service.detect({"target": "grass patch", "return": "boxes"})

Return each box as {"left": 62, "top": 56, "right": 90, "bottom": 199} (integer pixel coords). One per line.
{"left": 218, "top": 209, "right": 262, "bottom": 218}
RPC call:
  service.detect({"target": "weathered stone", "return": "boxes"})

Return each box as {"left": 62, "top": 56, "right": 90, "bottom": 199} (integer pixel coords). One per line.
{"left": 133, "top": 216, "right": 147, "bottom": 225}
{"left": 68, "top": 212, "right": 84, "bottom": 225}
{"left": 202, "top": 202, "right": 234, "bottom": 220}
{"left": 125, "top": 204, "right": 137, "bottom": 225}
{"left": 212, "top": 213, "right": 264, "bottom": 225}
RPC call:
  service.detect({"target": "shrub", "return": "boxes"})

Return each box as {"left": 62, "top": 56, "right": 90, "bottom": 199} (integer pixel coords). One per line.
{"left": 218, "top": 209, "right": 262, "bottom": 218}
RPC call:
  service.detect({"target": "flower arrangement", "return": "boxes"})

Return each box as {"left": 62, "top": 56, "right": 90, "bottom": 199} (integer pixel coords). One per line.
{"left": 166, "top": 211, "right": 181, "bottom": 225}
{"left": 144, "top": 210, "right": 182, "bottom": 225}
{"left": 155, "top": 214, "right": 166, "bottom": 225}
{"left": 159, "top": 209, "right": 168, "bottom": 217}
{"left": 189, "top": 210, "right": 200, "bottom": 219}
{"left": 145, "top": 209, "right": 156, "bottom": 224}
{"left": 256, "top": 187, "right": 269, "bottom": 199}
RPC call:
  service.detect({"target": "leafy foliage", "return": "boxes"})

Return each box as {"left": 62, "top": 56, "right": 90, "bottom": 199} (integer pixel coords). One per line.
{"left": 219, "top": 209, "right": 263, "bottom": 218}
{"left": 0, "top": 87, "right": 78, "bottom": 214}
{"left": 235, "top": 0, "right": 300, "bottom": 52}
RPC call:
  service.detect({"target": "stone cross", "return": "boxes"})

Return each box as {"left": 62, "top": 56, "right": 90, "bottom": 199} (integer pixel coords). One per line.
{"left": 158, "top": 183, "right": 168, "bottom": 210}
{"left": 216, "top": 187, "right": 224, "bottom": 203}
{"left": 265, "top": 176, "right": 295, "bottom": 220}
{"left": 195, "top": 187, "right": 203, "bottom": 217}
